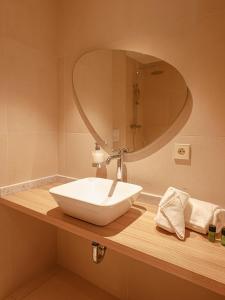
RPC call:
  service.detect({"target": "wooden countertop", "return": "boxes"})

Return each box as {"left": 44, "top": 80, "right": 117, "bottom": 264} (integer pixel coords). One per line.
{"left": 0, "top": 181, "right": 225, "bottom": 296}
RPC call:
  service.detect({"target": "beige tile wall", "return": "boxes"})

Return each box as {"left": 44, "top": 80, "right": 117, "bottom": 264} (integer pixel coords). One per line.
{"left": 58, "top": 0, "right": 225, "bottom": 206}
{"left": 0, "top": 205, "right": 57, "bottom": 299}
{"left": 57, "top": 1, "right": 225, "bottom": 300}
{"left": 0, "top": 1, "right": 59, "bottom": 186}
{"left": 0, "top": 1, "right": 59, "bottom": 298}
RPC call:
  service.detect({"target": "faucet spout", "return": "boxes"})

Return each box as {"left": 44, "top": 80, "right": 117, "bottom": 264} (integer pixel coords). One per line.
{"left": 116, "top": 155, "right": 123, "bottom": 181}
{"left": 106, "top": 148, "right": 127, "bottom": 181}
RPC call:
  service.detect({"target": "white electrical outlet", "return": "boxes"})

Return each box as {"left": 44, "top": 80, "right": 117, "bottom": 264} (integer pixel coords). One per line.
{"left": 174, "top": 144, "right": 191, "bottom": 161}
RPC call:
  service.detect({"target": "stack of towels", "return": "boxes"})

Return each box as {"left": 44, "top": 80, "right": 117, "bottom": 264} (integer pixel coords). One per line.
{"left": 155, "top": 187, "right": 225, "bottom": 240}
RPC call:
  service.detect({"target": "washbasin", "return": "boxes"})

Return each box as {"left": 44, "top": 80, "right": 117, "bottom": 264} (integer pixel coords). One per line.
{"left": 49, "top": 177, "right": 143, "bottom": 226}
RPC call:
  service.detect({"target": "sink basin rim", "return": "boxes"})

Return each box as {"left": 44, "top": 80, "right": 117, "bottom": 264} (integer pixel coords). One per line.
{"left": 49, "top": 177, "right": 143, "bottom": 208}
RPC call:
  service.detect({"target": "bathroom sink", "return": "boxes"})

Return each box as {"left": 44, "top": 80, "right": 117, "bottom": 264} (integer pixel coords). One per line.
{"left": 49, "top": 177, "right": 143, "bottom": 226}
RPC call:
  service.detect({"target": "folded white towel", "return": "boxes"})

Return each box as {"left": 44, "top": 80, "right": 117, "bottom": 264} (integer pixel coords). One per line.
{"left": 155, "top": 188, "right": 225, "bottom": 239}
{"left": 155, "top": 187, "right": 190, "bottom": 240}
{"left": 184, "top": 198, "right": 225, "bottom": 234}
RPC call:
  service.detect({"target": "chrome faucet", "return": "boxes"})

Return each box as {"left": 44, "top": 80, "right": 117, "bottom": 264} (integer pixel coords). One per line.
{"left": 106, "top": 148, "right": 128, "bottom": 181}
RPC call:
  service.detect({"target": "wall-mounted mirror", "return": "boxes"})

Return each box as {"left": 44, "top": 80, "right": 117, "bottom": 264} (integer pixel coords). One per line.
{"left": 73, "top": 49, "right": 190, "bottom": 158}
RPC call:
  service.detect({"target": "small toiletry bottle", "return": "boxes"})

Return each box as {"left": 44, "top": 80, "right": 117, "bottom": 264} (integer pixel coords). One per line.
{"left": 208, "top": 224, "right": 216, "bottom": 242}
{"left": 92, "top": 143, "right": 105, "bottom": 165}
{"left": 221, "top": 227, "right": 225, "bottom": 246}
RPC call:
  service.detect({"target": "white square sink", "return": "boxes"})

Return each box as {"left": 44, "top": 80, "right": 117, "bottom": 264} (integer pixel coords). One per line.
{"left": 49, "top": 177, "right": 143, "bottom": 226}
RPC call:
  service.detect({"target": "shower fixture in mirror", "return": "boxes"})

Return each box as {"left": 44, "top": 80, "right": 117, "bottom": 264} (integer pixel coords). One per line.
{"left": 72, "top": 49, "right": 191, "bottom": 161}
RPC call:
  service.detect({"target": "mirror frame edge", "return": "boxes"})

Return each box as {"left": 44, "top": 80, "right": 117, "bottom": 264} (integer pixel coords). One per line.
{"left": 72, "top": 48, "right": 193, "bottom": 162}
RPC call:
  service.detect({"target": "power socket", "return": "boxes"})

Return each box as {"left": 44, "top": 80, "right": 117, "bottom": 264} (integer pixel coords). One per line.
{"left": 174, "top": 144, "right": 191, "bottom": 161}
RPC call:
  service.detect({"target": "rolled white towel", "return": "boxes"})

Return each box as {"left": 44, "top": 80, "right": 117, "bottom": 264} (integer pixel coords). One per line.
{"left": 184, "top": 198, "right": 225, "bottom": 234}
{"left": 155, "top": 187, "right": 190, "bottom": 240}
{"left": 213, "top": 208, "right": 225, "bottom": 233}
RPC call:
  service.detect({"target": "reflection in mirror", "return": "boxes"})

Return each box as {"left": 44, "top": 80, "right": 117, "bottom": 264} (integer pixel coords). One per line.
{"left": 73, "top": 50, "right": 188, "bottom": 153}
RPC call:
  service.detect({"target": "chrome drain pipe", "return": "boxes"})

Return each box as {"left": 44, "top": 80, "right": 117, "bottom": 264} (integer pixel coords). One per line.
{"left": 92, "top": 241, "right": 107, "bottom": 264}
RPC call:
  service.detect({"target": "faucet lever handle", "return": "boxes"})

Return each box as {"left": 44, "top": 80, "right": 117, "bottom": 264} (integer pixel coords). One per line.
{"left": 111, "top": 148, "right": 129, "bottom": 154}
{"left": 119, "top": 148, "right": 129, "bottom": 155}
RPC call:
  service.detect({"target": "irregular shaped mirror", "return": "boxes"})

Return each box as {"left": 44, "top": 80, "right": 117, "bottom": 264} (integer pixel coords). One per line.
{"left": 73, "top": 49, "right": 189, "bottom": 156}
